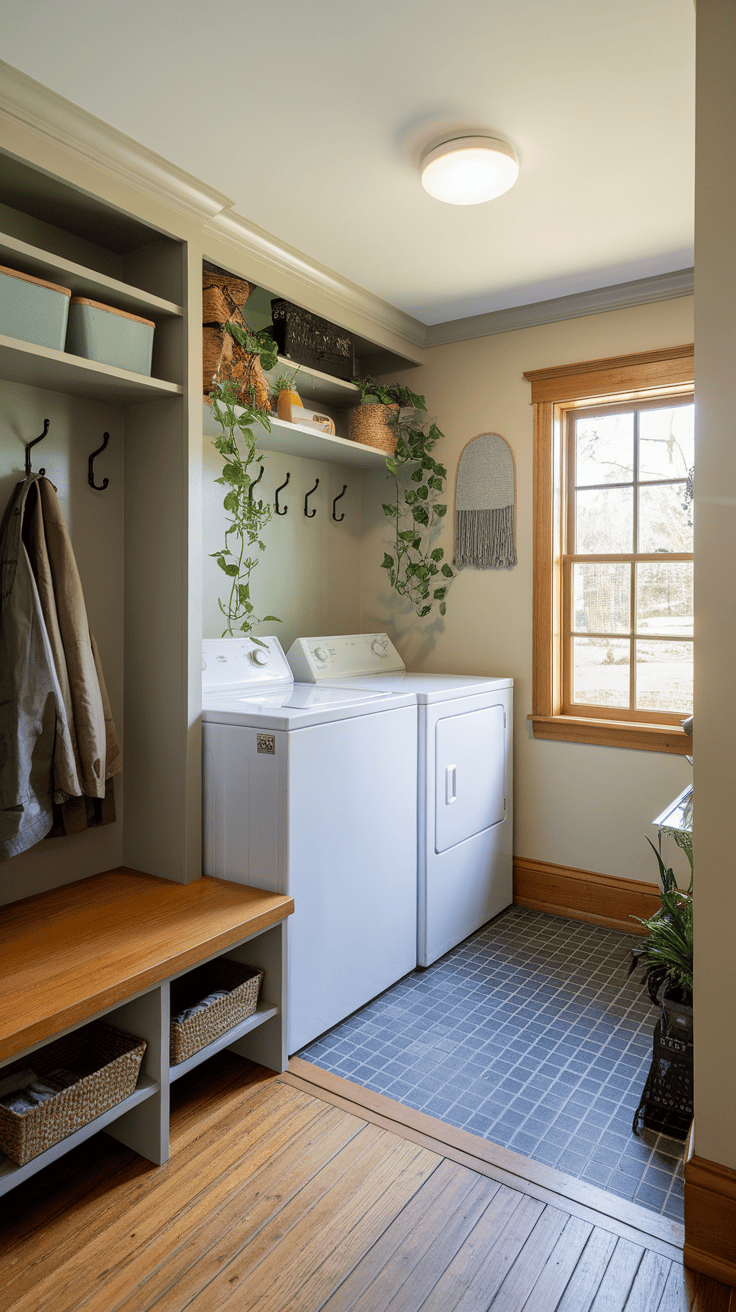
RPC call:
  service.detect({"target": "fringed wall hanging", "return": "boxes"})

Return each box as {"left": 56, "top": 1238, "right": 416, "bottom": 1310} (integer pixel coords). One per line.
{"left": 454, "top": 432, "right": 517, "bottom": 568}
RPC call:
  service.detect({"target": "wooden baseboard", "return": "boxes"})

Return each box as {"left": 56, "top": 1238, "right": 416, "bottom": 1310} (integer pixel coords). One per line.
{"left": 684, "top": 1146, "right": 736, "bottom": 1288}
{"left": 513, "top": 857, "right": 660, "bottom": 935}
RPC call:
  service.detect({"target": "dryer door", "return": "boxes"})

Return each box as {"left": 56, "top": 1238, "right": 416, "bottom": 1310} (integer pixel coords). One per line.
{"left": 435, "top": 704, "right": 506, "bottom": 853}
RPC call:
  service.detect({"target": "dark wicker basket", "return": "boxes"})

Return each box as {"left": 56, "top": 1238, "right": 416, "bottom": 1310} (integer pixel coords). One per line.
{"left": 270, "top": 299, "right": 355, "bottom": 380}
{"left": 169, "top": 959, "right": 264, "bottom": 1066}
{"left": 0, "top": 1021, "right": 147, "bottom": 1166}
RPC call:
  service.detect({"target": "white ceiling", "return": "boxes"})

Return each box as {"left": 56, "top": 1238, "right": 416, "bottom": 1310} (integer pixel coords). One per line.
{"left": 1, "top": 0, "right": 695, "bottom": 327}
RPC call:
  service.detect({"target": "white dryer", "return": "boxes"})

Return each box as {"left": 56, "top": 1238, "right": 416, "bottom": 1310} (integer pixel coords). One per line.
{"left": 201, "top": 637, "right": 418, "bottom": 1052}
{"left": 287, "top": 634, "right": 513, "bottom": 968}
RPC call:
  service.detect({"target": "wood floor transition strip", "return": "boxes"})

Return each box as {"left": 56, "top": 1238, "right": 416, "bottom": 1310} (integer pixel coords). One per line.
{"left": 282, "top": 1057, "right": 685, "bottom": 1260}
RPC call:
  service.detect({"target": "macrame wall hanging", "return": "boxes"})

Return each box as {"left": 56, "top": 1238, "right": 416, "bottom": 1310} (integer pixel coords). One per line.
{"left": 454, "top": 432, "right": 517, "bottom": 568}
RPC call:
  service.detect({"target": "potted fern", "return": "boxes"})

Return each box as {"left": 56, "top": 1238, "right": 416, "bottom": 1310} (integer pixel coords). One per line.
{"left": 630, "top": 830, "right": 693, "bottom": 1014}
{"left": 630, "top": 830, "right": 693, "bottom": 1137}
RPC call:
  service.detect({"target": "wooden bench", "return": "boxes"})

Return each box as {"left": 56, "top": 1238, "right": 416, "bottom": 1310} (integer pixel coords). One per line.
{"left": 0, "top": 867, "right": 293, "bottom": 1195}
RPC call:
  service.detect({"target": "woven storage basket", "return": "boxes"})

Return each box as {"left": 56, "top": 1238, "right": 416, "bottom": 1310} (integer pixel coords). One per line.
{"left": 348, "top": 403, "right": 400, "bottom": 454}
{"left": 0, "top": 1021, "right": 146, "bottom": 1166}
{"left": 170, "top": 958, "right": 264, "bottom": 1066}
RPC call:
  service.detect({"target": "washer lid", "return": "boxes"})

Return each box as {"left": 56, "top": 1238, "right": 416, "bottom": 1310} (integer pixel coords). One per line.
{"left": 201, "top": 682, "right": 416, "bottom": 729}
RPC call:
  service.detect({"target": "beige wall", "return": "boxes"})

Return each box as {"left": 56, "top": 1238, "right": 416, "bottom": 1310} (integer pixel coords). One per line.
{"left": 361, "top": 296, "right": 694, "bottom": 887}
{"left": 692, "top": 0, "right": 736, "bottom": 1171}
{"left": 201, "top": 444, "right": 363, "bottom": 650}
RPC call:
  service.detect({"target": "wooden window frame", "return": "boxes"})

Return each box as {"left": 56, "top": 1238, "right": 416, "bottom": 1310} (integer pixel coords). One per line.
{"left": 524, "top": 345, "right": 695, "bottom": 755}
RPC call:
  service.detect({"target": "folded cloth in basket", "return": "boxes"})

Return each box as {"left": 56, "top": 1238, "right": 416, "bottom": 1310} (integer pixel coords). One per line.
{"left": 171, "top": 989, "right": 231, "bottom": 1026}
{"left": 0, "top": 1067, "right": 79, "bottom": 1114}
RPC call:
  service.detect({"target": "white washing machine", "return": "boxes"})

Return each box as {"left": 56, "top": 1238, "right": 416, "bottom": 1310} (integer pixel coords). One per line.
{"left": 201, "top": 636, "right": 418, "bottom": 1053}
{"left": 287, "top": 633, "right": 513, "bottom": 968}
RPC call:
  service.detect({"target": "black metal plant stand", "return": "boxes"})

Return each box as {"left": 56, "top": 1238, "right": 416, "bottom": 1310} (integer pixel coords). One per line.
{"left": 633, "top": 1006, "right": 693, "bottom": 1140}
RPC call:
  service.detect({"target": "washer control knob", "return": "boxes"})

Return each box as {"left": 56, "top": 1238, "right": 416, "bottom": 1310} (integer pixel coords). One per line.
{"left": 250, "top": 648, "right": 268, "bottom": 666}
{"left": 313, "top": 646, "right": 329, "bottom": 663}
{"left": 370, "top": 638, "right": 387, "bottom": 657}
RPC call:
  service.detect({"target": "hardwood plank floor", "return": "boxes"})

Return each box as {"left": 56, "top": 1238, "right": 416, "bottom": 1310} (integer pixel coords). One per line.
{"left": 0, "top": 1052, "right": 732, "bottom": 1312}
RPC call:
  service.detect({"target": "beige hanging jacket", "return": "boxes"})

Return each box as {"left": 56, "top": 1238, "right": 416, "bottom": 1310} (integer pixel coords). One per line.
{"left": 0, "top": 474, "right": 121, "bottom": 860}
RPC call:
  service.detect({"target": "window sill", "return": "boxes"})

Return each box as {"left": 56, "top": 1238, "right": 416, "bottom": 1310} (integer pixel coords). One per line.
{"left": 528, "top": 715, "right": 693, "bottom": 755}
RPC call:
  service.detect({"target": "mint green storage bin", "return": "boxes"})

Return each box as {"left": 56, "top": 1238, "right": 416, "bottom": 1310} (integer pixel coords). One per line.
{"left": 66, "top": 297, "right": 155, "bottom": 376}
{"left": 0, "top": 264, "right": 71, "bottom": 350}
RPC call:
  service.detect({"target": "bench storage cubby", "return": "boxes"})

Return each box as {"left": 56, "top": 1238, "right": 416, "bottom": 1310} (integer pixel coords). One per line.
{"left": 170, "top": 960, "right": 263, "bottom": 1065}
{"left": 0, "top": 1021, "right": 146, "bottom": 1166}
{"left": 0, "top": 869, "right": 293, "bottom": 1196}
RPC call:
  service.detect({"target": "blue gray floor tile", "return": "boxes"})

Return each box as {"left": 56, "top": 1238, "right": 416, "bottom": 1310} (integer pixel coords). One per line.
{"left": 299, "top": 905, "right": 685, "bottom": 1222}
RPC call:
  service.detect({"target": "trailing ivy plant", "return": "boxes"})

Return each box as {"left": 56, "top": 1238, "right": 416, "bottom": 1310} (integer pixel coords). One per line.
{"left": 225, "top": 320, "right": 279, "bottom": 372}
{"left": 209, "top": 370, "right": 280, "bottom": 641}
{"left": 354, "top": 377, "right": 453, "bottom": 618}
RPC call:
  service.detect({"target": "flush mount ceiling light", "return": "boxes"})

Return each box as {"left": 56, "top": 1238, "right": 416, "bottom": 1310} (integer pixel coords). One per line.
{"left": 420, "top": 134, "right": 519, "bottom": 205}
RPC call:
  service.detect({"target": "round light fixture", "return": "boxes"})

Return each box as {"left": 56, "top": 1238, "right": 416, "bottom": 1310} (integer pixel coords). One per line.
{"left": 420, "top": 134, "right": 519, "bottom": 205}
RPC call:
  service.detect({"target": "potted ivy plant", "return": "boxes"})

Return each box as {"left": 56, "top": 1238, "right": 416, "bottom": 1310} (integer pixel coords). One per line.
{"left": 351, "top": 377, "right": 453, "bottom": 619}
{"left": 208, "top": 331, "right": 281, "bottom": 639}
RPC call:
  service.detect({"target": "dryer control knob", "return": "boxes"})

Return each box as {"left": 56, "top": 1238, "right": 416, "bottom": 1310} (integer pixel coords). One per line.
{"left": 313, "top": 646, "right": 329, "bottom": 663}
{"left": 250, "top": 648, "right": 268, "bottom": 666}
{"left": 370, "top": 638, "right": 387, "bottom": 657}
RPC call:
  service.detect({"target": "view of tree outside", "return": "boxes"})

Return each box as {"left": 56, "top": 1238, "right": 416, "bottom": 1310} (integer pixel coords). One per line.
{"left": 569, "top": 403, "right": 693, "bottom": 715}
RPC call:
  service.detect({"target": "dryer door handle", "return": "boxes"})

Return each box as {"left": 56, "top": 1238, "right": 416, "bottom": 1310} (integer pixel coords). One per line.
{"left": 446, "top": 765, "right": 457, "bottom": 805}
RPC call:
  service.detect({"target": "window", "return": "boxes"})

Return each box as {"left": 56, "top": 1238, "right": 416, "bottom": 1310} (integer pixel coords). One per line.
{"left": 525, "top": 345, "right": 694, "bottom": 754}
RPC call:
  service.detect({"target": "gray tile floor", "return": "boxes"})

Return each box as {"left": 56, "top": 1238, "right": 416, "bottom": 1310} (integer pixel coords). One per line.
{"left": 299, "top": 906, "right": 685, "bottom": 1222}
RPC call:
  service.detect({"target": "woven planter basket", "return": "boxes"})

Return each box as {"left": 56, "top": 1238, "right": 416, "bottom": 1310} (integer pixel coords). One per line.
{"left": 348, "top": 403, "right": 399, "bottom": 454}
{"left": 202, "top": 271, "right": 269, "bottom": 411}
{"left": 0, "top": 1021, "right": 147, "bottom": 1166}
{"left": 170, "top": 958, "right": 264, "bottom": 1066}
{"left": 202, "top": 270, "right": 251, "bottom": 324}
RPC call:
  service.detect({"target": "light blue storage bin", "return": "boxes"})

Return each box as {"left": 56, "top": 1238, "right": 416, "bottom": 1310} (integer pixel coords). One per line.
{"left": 66, "top": 297, "right": 155, "bottom": 376}
{"left": 0, "top": 264, "right": 71, "bottom": 350}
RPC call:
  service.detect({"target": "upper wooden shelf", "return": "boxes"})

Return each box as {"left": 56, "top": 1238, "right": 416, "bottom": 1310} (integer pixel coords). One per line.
{"left": 202, "top": 401, "right": 388, "bottom": 470}
{"left": 0, "top": 334, "right": 183, "bottom": 404}
{"left": 0, "top": 868, "right": 294, "bottom": 1062}
{"left": 0, "top": 233, "right": 183, "bottom": 320}
{"left": 262, "top": 357, "right": 360, "bottom": 408}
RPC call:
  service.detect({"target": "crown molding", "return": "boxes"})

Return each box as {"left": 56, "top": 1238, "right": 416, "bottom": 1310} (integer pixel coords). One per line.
{"left": 426, "top": 269, "right": 695, "bottom": 347}
{"left": 0, "top": 61, "right": 232, "bottom": 224}
{"left": 206, "top": 209, "right": 426, "bottom": 359}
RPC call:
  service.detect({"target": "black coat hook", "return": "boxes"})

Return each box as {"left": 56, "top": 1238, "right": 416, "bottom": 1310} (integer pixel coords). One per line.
{"left": 332, "top": 485, "right": 347, "bottom": 521}
{"left": 275, "top": 472, "right": 290, "bottom": 515}
{"left": 88, "top": 432, "right": 110, "bottom": 490}
{"left": 304, "top": 478, "right": 319, "bottom": 517}
{"left": 25, "top": 418, "right": 50, "bottom": 477}
{"left": 248, "top": 465, "right": 265, "bottom": 501}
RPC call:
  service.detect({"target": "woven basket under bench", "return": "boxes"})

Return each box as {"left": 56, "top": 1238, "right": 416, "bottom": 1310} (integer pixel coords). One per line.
{"left": 169, "top": 958, "right": 264, "bottom": 1066}
{"left": 0, "top": 1021, "right": 147, "bottom": 1166}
